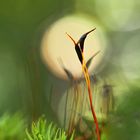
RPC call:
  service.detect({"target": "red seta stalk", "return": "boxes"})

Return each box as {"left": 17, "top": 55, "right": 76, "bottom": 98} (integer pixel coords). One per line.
{"left": 81, "top": 57, "right": 101, "bottom": 140}
{"left": 66, "top": 31, "right": 101, "bottom": 140}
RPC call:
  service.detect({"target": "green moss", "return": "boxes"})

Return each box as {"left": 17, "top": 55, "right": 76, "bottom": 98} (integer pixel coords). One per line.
{"left": 0, "top": 113, "right": 26, "bottom": 140}
{"left": 26, "top": 116, "right": 74, "bottom": 140}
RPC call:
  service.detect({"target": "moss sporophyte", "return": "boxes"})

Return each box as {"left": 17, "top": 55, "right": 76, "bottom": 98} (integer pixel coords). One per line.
{"left": 65, "top": 29, "right": 101, "bottom": 140}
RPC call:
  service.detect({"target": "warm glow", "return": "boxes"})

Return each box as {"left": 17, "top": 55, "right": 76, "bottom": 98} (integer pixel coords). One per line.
{"left": 41, "top": 15, "right": 107, "bottom": 79}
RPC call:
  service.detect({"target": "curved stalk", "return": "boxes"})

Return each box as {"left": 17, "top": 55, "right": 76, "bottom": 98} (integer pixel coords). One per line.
{"left": 81, "top": 58, "right": 100, "bottom": 140}
{"left": 66, "top": 32, "right": 100, "bottom": 140}
{"left": 79, "top": 48, "right": 100, "bottom": 139}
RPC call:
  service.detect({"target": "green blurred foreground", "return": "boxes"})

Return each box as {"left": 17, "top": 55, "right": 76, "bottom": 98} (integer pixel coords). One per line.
{"left": 0, "top": 85, "right": 139, "bottom": 140}
{"left": 0, "top": 114, "right": 74, "bottom": 140}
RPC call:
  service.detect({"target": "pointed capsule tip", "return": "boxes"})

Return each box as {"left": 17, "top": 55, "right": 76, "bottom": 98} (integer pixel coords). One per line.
{"left": 66, "top": 32, "right": 76, "bottom": 45}
{"left": 86, "top": 28, "right": 96, "bottom": 35}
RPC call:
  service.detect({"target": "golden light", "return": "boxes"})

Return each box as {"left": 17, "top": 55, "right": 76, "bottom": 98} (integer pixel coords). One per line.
{"left": 41, "top": 14, "right": 107, "bottom": 79}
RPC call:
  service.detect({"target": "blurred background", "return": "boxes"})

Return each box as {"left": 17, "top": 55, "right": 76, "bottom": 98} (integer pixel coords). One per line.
{"left": 0, "top": 0, "right": 140, "bottom": 139}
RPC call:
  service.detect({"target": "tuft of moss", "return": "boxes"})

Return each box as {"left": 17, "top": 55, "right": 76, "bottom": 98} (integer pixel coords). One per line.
{"left": 26, "top": 116, "right": 74, "bottom": 140}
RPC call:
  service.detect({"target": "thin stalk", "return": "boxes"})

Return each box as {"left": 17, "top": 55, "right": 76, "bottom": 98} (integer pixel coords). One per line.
{"left": 81, "top": 55, "right": 100, "bottom": 140}
{"left": 66, "top": 32, "right": 100, "bottom": 140}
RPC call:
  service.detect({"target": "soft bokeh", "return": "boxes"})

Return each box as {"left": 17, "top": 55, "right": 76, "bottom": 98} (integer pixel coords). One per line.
{"left": 0, "top": 0, "right": 140, "bottom": 139}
